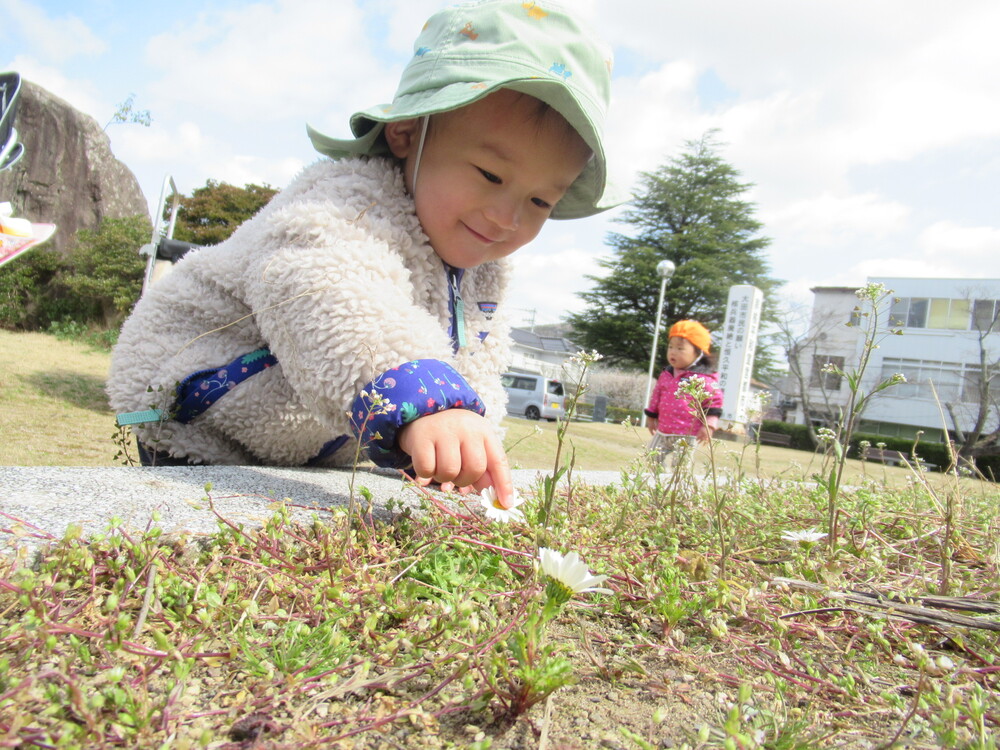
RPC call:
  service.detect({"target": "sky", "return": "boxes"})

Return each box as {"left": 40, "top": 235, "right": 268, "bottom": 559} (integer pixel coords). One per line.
{"left": 4, "top": 0, "right": 1000, "bottom": 329}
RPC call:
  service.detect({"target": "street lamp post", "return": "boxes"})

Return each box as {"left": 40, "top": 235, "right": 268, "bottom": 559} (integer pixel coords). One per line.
{"left": 643, "top": 260, "right": 677, "bottom": 409}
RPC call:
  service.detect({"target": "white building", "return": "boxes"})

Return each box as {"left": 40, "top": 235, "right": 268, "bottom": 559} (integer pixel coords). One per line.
{"left": 789, "top": 277, "right": 1000, "bottom": 443}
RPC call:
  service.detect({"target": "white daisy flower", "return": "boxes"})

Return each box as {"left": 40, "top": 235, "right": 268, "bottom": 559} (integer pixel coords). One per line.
{"left": 780, "top": 528, "right": 828, "bottom": 544}
{"left": 479, "top": 486, "right": 526, "bottom": 524}
{"left": 539, "top": 548, "right": 612, "bottom": 603}
{"left": 780, "top": 528, "right": 828, "bottom": 552}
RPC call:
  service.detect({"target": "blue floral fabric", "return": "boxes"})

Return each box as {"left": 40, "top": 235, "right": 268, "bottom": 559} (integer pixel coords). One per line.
{"left": 349, "top": 359, "right": 485, "bottom": 469}
{"left": 171, "top": 347, "right": 349, "bottom": 465}
{"left": 169, "top": 351, "right": 484, "bottom": 469}
{"left": 174, "top": 348, "right": 278, "bottom": 424}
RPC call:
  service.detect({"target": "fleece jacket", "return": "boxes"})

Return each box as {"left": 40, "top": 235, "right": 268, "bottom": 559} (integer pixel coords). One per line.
{"left": 108, "top": 157, "right": 511, "bottom": 466}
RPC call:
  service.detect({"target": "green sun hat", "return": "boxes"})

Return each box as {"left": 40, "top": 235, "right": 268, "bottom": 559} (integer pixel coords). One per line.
{"left": 307, "top": 0, "right": 619, "bottom": 219}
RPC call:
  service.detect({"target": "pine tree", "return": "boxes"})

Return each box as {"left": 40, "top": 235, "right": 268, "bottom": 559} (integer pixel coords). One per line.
{"left": 568, "top": 131, "right": 779, "bottom": 375}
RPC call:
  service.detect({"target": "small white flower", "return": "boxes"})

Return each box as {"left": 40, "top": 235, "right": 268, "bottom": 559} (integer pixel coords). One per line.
{"left": 780, "top": 528, "right": 828, "bottom": 545}
{"left": 479, "top": 486, "right": 526, "bottom": 524}
{"left": 815, "top": 427, "right": 837, "bottom": 444}
{"left": 569, "top": 349, "right": 604, "bottom": 366}
{"left": 855, "top": 282, "right": 890, "bottom": 302}
{"left": 539, "top": 548, "right": 612, "bottom": 596}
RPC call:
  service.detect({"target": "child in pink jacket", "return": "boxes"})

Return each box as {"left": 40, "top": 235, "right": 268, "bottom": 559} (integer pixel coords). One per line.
{"left": 644, "top": 320, "right": 724, "bottom": 466}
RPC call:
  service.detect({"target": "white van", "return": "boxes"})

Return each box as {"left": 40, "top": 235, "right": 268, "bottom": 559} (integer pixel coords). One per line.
{"left": 501, "top": 372, "right": 565, "bottom": 421}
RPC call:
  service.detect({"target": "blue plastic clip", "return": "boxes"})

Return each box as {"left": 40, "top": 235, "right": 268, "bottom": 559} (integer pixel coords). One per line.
{"left": 116, "top": 409, "right": 166, "bottom": 426}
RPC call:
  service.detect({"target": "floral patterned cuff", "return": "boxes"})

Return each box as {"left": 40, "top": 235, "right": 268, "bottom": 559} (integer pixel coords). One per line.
{"left": 349, "top": 359, "right": 485, "bottom": 469}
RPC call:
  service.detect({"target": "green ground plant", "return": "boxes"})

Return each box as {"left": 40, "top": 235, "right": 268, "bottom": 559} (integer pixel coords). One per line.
{"left": 3, "top": 332, "right": 1000, "bottom": 747}
{"left": 3, "top": 454, "right": 999, "bottom": 748}
{"left": 816, "top": 282, "right": 906, "bottom": 552}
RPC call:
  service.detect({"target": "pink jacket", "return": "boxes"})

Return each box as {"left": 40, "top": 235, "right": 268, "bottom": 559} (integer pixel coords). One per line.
{"left": 645, "top": 365, "right": 724, "bottom": 436}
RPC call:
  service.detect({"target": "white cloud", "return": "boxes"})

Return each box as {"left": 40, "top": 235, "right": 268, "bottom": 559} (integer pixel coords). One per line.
{"left": 0, "top": 0, "right": 105, "bottom": 62}
{"left": 596, "top": 1, "right": 1000, "bottom": 207}
{"left": 199, "top": 155, "right": 305, "bottom": 193}
{"left": 764, "top": 192, "right": 911, "bottom": 251}
{"left": 842, "top": 5, "right": 1000, "bottom": 164}
{"left": 377, "top": 0, "right": 452, "bottom": 54}
{"left": 603, "top": 60, "right": 708, "bottom": 188}
{"left": 919, "top": 221, "right": 1000, "bottom": 269}
{"left": 780, "top": 278, "right": 823, "bottom": 308}
{"left": 113, "top": 121, "right": 206, "bottom": 161}
{"left": 506, "top": 219, "right": 611, "bottom": 324}
{"left": 110, "top": 119, "right": 307, "bottom": 215}
{"left": 144, "top": 0, "right": 396, "bottom": 128}
{"left": 850, "top": 257, "right": 964, "bottom": 280}
{"left": 2, "top": 55, "right": 104, "bottom": 118}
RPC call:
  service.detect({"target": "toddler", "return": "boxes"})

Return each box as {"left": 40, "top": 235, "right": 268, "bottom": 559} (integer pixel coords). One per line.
{"left": 108, "top": 0, "right": 616, "bottom": 509}
{"left": 644, "top": 320, "right": 724, "bottom": 467}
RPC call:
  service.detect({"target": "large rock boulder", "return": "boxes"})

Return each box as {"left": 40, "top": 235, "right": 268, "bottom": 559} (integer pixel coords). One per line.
{"left": 0, "top": 80, "right": 148, "bottom": 255}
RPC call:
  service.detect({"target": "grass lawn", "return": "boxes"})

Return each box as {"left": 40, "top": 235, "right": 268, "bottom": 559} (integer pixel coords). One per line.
{"left": 499, "top": 413, "right": 990, "bottom": 494}
{"left": 1, "top": 329, "right": 994, "bottom": 499}
{"left": 0, "top": 329, "right": 119, "bottom": 465}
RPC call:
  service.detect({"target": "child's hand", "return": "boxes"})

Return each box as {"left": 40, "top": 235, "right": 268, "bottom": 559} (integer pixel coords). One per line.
{"left": 397, "top": 409, "right": 514, "bottom": 507}
{"left": 645, "top": 416, "right": 657, "bottom": 435}
{"left": 695, "top": 425, "right": 714, "bottom": 444}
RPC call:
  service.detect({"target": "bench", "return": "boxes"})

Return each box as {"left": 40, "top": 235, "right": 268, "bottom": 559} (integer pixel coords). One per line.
{"left": 758, "top": 430, "right": 792, "bottom": 448}
{"left": 862, "top": 446, "right": 937, "bottom": 471}
{"left": 863, "top": 446, "right": 907, "bottom": 466}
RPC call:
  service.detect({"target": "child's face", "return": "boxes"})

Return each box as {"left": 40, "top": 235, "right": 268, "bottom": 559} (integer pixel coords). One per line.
{"left": 667, "top": 336, "right": 700, "bottom": 370}
{"left": 386, "top": 90, "right": 592, "bottom": 269}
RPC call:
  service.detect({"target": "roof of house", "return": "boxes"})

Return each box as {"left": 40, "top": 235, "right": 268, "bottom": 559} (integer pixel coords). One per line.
{"left": 809, "top": 285, "right": 860, "bottom": 294}
{"left": 510, "top": 327, "right": 580, "bottom": 354}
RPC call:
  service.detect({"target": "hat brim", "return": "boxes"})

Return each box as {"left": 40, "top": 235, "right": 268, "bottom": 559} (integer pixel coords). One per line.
{"left": 307, "top": 78, "right": 621, "bottom": 220}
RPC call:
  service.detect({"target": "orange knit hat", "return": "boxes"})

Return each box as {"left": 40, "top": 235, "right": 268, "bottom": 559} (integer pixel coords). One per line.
{"left": 668, "top": 320, "right": 711, "bottom": 354}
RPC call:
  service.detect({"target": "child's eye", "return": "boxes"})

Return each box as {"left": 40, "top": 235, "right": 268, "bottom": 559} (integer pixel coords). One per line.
{"left": 478, "top": 168, "right": 501, "bottom": 184}
{"left": 531, "top": 197, "right": 552, "bottom": 210}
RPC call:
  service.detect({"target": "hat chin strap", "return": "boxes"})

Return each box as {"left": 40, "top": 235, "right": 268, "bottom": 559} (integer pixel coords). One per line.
{"left": 410, "top": 115, "right": 430, "bottom": 192}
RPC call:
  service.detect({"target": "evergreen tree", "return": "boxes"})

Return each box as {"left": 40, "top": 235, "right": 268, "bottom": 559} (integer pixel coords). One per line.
{"left": 171, "top": 180, "right": 278, "bottom": 246}
{"left": 567, "top": 132, "right": 779, "bottom": 375}
{"left": 61, "top": 215, "right": 150, "bottom": 327}
{"left": 0, "top": 215, "right": 150, "bottom": 331}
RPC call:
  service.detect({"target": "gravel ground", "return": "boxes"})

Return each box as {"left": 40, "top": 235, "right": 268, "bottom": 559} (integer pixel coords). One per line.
{"left": 1, "top": 466, "right": 625, "bottom": 556}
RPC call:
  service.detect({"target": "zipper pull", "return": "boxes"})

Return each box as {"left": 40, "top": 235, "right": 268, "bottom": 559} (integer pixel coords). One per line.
{"left": 451, "top": 271, "right": 468, "bottom": 348}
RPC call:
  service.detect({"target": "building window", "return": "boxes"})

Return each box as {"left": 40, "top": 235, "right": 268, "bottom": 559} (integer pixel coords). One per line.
{"left": 959, "top": 366, "right": 1000, "bottom": 402}
{"left": 972, "top": 299, "right": 1000, "bottom": 332}
{"left": 880, "top": 357, "right": 965, "bottom": 401}
{"left": 809, "top": 354, "right": 844, "bottom": 391}
{"left": 927, "top": 298, "right": 971, "bottom": 330}
{"left": 889, "top": 297, "right": 993, "bottom": 331}
{"left": 889, "top": 297, "right": 928, "bottom": 328}
{"left": 910, "top": 298, "right": 928, "bottom": 328}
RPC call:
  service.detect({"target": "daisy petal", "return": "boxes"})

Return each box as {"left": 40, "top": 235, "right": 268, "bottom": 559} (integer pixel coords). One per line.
{"left": 479, "top": 487, "right": 526, "bottom": 524}
{"left": 539, "top": 548, "right": 611, "bottom": 595}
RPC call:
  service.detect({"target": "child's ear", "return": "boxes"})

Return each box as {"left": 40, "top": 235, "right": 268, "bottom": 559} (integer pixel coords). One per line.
{"left": 384, "top": 119, "right": 421, "bottom": 158}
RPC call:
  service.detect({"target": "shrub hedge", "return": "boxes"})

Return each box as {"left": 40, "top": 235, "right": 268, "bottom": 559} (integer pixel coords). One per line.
{"left": 575, "top": 401, "right": 643, "bottom": 424}
{"left": 760, "top": 419, "right": 999, "bottom": 479}
{"left": 0, "top": 215, "right": 149, "bottom": 332}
